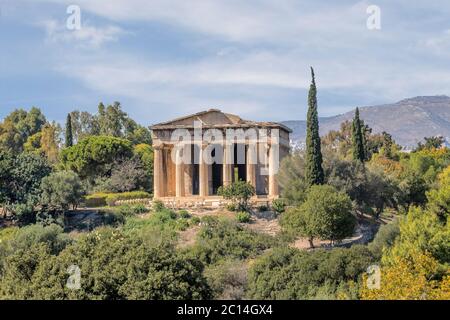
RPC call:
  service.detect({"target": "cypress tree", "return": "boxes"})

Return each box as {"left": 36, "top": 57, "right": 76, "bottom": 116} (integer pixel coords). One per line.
{"left": 352, "top": 107, "right": 365, "bottom": 162}
{"left": 305, "top": 67, "right": 324, "bottom": 186}
{"left": 65, "top": 113, "right": 73, "bottom": 148}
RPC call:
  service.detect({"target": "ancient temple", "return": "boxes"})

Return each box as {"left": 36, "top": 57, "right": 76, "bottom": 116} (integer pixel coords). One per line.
{"left": 150, "top": 109, "right": 291, "bottom": 207}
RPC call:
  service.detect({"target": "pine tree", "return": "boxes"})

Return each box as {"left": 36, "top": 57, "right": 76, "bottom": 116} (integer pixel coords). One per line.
{"left": 65, "top": 113, "right": 73, "bottom": 148}
{"left": 305, "top": 67, "right": 324, "bottom": 186}
{"left": 352, "top": 107, "right": 365, "bottom": 162}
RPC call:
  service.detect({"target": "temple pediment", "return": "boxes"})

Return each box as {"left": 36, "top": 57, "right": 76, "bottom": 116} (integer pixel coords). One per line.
{"left": 150, "top": 109, "right": 292, "bottom": 132}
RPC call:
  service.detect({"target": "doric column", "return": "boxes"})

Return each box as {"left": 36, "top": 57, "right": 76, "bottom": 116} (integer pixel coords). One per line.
{"left": 223, "top": 143, "right": 233, "bottom": 186}
{"left": 246, "top": 144, "right": 256, "bottom": 189}
{"left": 268, "top": 143, "right": 279, "bottom": 197}
{"left": 153, "top": 146, "right": 163, "bottom": 198}
{"left": 175, "top": 147, "right": 184, "bottom": 197}
{"left": 199, "top": 144, "right": 209, "bottom": 197}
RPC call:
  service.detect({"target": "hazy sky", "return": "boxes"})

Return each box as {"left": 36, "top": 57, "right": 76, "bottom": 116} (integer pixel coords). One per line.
{"left": 1, "top": 0, "right": 449, "bottom": 125}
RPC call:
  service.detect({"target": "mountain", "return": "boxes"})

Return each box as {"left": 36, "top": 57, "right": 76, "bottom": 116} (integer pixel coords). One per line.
{"left": 282, "top": 95, "right": 450, "bottom": 148}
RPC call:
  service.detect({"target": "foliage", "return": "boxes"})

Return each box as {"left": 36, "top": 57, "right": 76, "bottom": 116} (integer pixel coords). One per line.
{"left": 40, "top": 171, "right": 84, "bottom": 211}
{"left": 0, "top": 107, "right": 47, "bottom": 153}
{"left": 280, "top": 185, "right": 355, "bottom": 247}
{"left": 351, "top": 108, "right": 366, "bottom": 162}
{"left": 0, "top": 151, "right": 52, "bottom": 223}
{"left": 368, "top": 219, "right": 400, "bottom": 259}
{"left": 191, "top": 217, "right": 273, "bottom": 265}
{"left": 217, "top": 180, "right": 255, "bottom": 211}
{"left": 65, "top": 113, "right": 73, "bottom": 148}
{"left": 236, "top": 211, "right": 251, "bottom": 223}
{"left": 68, "top": 103, "right": 152, "bottom": 145}
{"left": 133, "top": 143, "right": 154, "bottom": 192}
{"left": 0, "top": 228, "right": 210, "bottom": 300}
{"left": 361, "top": 251, "right": 450, "bottom": 300}
{"left": 204, "top": 259, "right": 248, "bottom": 300}
{"left": 247, "top": 245, "right": 375, "bottom": 300}
{"left": 84, "top": 191, "right": 151, "bottom": 207}
{"left": 271, "top": 199, "right": 286, "bottom": 214}
{"left": 415, "top": 136, "right": 445, "bottom": 152}
{"left": 384, "top": 207, "right": 449, "bottom": 266}
{"left": 94, "top": 157, "right": 148, "bottom": 193}
{"left": 305, "top": 67, "right": 324, "bottom": 186}
{"left": 152, "top": 199, "right": 165, "bottom": 212}
{"left": 0, "top": 224, "right": 71, "bottom": 261}
{"left": 60, "top": 135, "right": 133, "bottom": 180}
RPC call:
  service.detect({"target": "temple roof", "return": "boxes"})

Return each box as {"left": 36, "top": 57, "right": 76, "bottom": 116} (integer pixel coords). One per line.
{"left": 150, "top": 109, "right": 292, "bottom": 132}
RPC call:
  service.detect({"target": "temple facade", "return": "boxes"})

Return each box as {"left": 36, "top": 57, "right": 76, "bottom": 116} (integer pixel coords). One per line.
{"left": 150, "top": 109, "right": 291, "bottom": 207}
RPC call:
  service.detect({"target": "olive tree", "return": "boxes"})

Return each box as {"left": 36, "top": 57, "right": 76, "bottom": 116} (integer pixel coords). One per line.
{"left": 280, "top": 185, "right": 355, "bottom": 247}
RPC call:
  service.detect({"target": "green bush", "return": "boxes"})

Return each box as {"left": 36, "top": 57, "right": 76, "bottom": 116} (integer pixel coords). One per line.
{"left": 152, "top": 199, "right": 165, "bottom": 212}
{"left": 191, "top": 216, "right": 201, "bottom": 225}
{"left": 368, "top": 219, "right": 400, "bottom": 259}
{"left": 0, "top": 228, "right": 211, "bottom": 299}
{"left": 280, "top": 185, "right": 355, "bottom": 247}
{"left": 178, "top": 209, "right": 191, "bottom": 219}
{"left": 236, "top": 211, "right": 251, "bottom": 223}
{"left": 247, "top": 245, "right": 375, "bottom": 300}
{"left": 85, "top": 191, "right": 151, "bottom": 207}
{"left": 110, "top": 204, "right": 148, "bottom": 218}
{"left": 204, "top": 259, "right": 248, "bottom": 300}
{"left": 226, "top": 203, "right": 237, "bottom": 212}
{"left": 271, "top": 199, "right": 286, "bottom": 214}
{"left": 105, "top": 191, "right": 151, "bottom": 206}
{"left": 218, "top": 180, "right": 255, "bottom": 211}
{"left": 191, "top": 217, "right": 273, "bottom": 265}
{"left": 84, "top": 192, "right": 110, "bottom": 207}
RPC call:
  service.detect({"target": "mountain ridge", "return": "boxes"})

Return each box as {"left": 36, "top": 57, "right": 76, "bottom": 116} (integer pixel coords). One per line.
{"left": 282, "top": 95, "right": 450, "bottom": 148}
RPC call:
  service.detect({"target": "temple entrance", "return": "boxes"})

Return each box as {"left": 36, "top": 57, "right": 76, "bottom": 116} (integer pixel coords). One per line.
{"left": 233, "top": 143, "right": 246, "bottom": 182}
{"left": 211, "top": 146, "right": 223, "bottom": 195}
{"left": 192, "top": 144, "right": 199, "bottom": 195}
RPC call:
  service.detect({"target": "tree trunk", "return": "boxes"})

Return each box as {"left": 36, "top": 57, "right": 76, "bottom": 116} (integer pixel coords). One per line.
{"left": 308, "top": 237, "right": 314, "bottom": 248}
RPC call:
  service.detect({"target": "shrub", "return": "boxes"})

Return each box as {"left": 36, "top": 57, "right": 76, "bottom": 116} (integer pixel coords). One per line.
{"left": 84, "top": 191, "right": 151, "bottom": 207}
{"left": 236, "top": 211, "right": 251, "bottom": 223}
{"left": 178, "top": 209, "right": 191, "bottom": 219}
{"left": 152, "top": 199, "right": 165, "bottom": 212}
{"left": 0, "top": 228, "right": 211, "bottom": 300}
{"left": 105, "top": 191, "right": 151, "bottom": 206}
{"left": 226, "top": 203, "right": 237, "bottom": 212}
{"left": 84, "top": 192, "right": 110, "bottom": 207}
{"left": 132, "top": 203, "right": 148, "bottom": 214}
{"left": 247, "top": 245, "right": 375, "bottom": 300}
{"left": 368, "top": 219, "right": 400, "bottom": 259}
{"left": 59, "top": 135, "right": 133, "bottom": 179}
{"left": 115, "top": 204, "right": 145, "bottom": 217}
{"left": 191, "top": 217, "right": 201, "bottom": 225}
{"left": 280, "top": 185, "right": 355, "bottom": 248}
{"left": 40, "top": 170, "right": 84, "bottom": 211}
{"left": 204, "top": 259, "right": 248, "bottom": 300}
{"left": 271, "top": 199, "right": 286, "bottom": 214}
{"left": 218, "top": 180, "right": 255, "bottom": 211}
{"left": 191, "top": 217, "right": 273, "bottom": 265}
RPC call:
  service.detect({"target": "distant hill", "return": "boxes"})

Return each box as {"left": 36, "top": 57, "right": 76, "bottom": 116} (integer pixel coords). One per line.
{"left": 282, "top": 95, "right": 450, "bottom": 148}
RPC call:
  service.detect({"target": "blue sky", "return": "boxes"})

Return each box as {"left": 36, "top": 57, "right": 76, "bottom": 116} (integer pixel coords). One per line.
{"left": 1, "top": 0, "right": 450, "bottom": 125}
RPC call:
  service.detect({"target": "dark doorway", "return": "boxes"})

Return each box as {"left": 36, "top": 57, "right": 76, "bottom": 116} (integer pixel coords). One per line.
{"left": 211, "top": 146, "right": 223, "bottom": 195}
{"left": 233, "top": 143, "right": 247, "bottom": 182}
{"left": 192, "top": 144, "right": 199, "bottom": 195}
